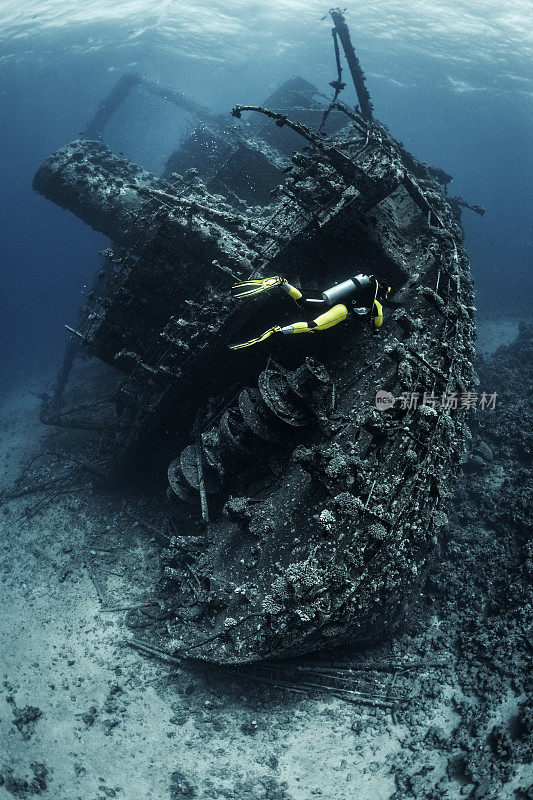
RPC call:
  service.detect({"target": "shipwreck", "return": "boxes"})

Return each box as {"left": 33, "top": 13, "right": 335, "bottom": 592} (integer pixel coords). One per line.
{"left": 33, "top": 10, "right": 482, "bottom": 663}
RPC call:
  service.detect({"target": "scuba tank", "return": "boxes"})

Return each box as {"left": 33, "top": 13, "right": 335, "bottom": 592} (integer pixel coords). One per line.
{"left": 322, "top": 274, "right": 372, "bottom": 306}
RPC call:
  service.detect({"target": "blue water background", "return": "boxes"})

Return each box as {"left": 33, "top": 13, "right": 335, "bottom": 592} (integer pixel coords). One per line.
{"left": 0, "top": 2, "right": 531, "bottom": 387}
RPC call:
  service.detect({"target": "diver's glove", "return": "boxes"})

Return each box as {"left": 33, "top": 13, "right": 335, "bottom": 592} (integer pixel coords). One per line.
{"left": 229, "top": 326, "right": 282, "bottom": 350}
{"left": 230, "top": 276, "right": 286, "bottom": 298}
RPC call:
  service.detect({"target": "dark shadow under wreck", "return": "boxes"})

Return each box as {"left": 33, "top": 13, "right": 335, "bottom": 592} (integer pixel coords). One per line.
{"left": 33, "top": 9, "right": 483, "bottom": 663}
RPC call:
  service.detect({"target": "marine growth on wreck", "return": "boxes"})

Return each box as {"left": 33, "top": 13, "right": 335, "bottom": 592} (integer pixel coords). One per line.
{"left": 33, "top": 9, "right": 483, "bottom": 664}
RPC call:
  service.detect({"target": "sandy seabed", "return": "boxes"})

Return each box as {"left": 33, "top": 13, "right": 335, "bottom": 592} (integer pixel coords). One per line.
{"left": 1, "top": 321, "right": 531, "bottom": 800}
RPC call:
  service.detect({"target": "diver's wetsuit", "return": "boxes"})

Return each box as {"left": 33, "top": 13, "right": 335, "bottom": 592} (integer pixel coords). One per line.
{"left": 280, "top": 273, "right": 382, "bottom": 332}
{"left": 230, "top": 273, "right": 390, "bottom": 350}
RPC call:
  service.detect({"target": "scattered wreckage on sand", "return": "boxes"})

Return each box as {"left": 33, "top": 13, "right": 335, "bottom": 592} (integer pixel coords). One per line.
{"left": 33, "top": 10, "right": 484, "bottom": 663}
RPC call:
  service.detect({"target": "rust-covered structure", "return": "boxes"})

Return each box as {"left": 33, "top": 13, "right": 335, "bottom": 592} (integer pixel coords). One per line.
{"left": 33, "top": 10, "right": 482, "bottom": 663}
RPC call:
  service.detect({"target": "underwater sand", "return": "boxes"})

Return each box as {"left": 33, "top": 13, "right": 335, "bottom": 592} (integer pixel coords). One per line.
{"left": 1, "top": 318, "right": 530, "bottom": 799}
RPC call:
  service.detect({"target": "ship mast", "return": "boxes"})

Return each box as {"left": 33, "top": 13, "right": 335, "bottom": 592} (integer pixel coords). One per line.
{"left": 329, "top": 8, "right": 373, "bottom": 121}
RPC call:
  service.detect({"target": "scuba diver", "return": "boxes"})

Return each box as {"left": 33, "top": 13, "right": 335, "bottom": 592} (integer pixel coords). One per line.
{"left": 229, "top": 273, "right": 391, "bottom": 350}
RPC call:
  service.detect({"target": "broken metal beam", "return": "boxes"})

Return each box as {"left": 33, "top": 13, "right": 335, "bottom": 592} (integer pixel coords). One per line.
{"left": 231, "top": 105, "right": 399, "bottom": 197}
{"left": 195, "top": 439, "right": 210, "bottom": 524}
{"left": 402, "top": 174, "right": 445, "bottom": 228}
{"left": 84, "top": 72, "right": 219, "bottom": 140}
{"left": 64, "top": 325, "right": 87, "bottom": 340}
{"left": 232, "top": 104, "right": 319, "bottom": 144}
{"left": 330, "top": 9, "right": 373, "bottom": 121}
{"left": 450, "top": 196, "right": 486, "bottom": 216}
{"left": 84, "top": 72, "right": 142, "bottom": 139}
{"left": 50, "top": 337, "right": 81, "bottom": 410}
{"left": 140, "top": 77, "right": 220, "bottom": 125}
